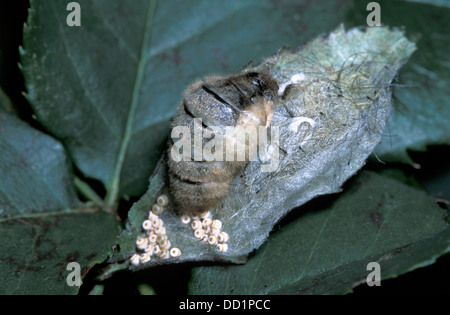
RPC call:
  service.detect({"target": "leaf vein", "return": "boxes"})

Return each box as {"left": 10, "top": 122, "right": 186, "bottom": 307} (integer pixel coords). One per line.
{"left": 298, "top": 208, "right": 333, "bottom": 281}
{"left": 105, "top": 0, "right": 157, "bottom": 207}
{"left": 51, "top": 2, "right": 120, "bottom": 140}
{"left": 93, "top": 1, "right": 139, "bottom": 63}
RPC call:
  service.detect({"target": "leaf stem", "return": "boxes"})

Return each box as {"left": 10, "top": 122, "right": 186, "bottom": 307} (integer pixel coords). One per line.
{"left": 104, "top": 0, "right": 157, "bottom": 210}
{"left": 74, "top": 177, "right": 104, "bottom": 207}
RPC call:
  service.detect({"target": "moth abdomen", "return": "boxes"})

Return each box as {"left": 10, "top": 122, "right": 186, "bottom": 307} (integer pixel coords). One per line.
{"left": 168, "top": 71, "right": 279, "bottom": 216}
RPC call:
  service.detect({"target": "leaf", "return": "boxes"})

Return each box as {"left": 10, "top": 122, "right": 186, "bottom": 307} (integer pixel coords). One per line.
{"left": 20, "top": 0, "right": 353, "bottom": 207}
{"left": 105, "top": 26, "right": 415, "bottom": 273}
{"left": 403, "top": 0, "right": 450, "bottom": 8}
{"left": 344, "top": 0, "right": 450, "bottom": 163}
{"left": 0, "top": 103, "right": 121, "bottom": 294}
{"left": 0, "top": 105, "right": 80, "bottom": 215}
{"left": 0, "top": 88, "right": 16, "bottom": 116}
{"left": 188, "top": 171, "right": 450, "bottom": 294}
{"left": 0, "top": 209, "right": 121, "bottom": 294}
{"left": 88, "top": 284, "right": 104, "bottom": 295}
{"left": 422, "top": 168, "right": 450, "bottom": 203}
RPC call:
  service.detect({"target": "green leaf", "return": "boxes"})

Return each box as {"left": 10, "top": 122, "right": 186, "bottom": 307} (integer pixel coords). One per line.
{"left": 137, "top": 283, "right": 156, "bottom": 295}
{"left": 403, "top": 0, "right": 450, "bottom": 8}
{"left": 88, "top": 284, "right": 104, "bottom": 295}
{"left": 20, "top": 0, "right": 352, "bottom": 208}
{"left": 345, "top": 0, "right": 450, "bottom": 163}
{"left": 0, "top": 104, "right": 121, "bottom": 294}
{"left": 0, "top": 106, "right": 80, "bottom": 215}
{"left": 0, "top": 91, "right": 3, "bottom": 114}
{"left": 0, "top": 88, "right": 16, "bottom": 115}
{"left": 0, "top": 209, "right": 121, "bottom": 294}
{"left": 189, "top": 171, "right": 449, "bottom": 294}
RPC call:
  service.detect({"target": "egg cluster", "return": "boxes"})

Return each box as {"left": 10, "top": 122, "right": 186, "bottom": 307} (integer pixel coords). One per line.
{"left": 181, "top": 211, "right": 229, "bottom": 253}
{"left": 130, "top": 194, "right": 181, "bottom": 267}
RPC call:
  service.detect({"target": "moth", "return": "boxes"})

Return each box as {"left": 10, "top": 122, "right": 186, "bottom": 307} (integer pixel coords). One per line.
{"left": 168, "top": 71, "right": 279, "bottom": 216}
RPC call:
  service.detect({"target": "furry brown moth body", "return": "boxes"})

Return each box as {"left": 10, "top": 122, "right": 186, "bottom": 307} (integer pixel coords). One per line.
{"left": 168, "top": 72, "right": 279, "bottom": 216}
